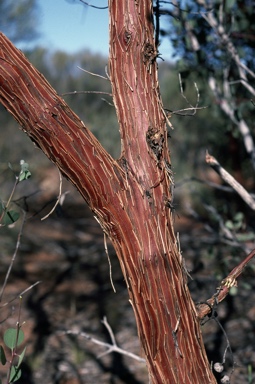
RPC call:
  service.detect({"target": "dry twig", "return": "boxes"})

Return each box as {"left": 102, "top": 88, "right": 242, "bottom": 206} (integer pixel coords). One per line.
{"left": 62, "top": 316, "right": 145, "bottom": 363}
{"left": 0, "top": 281, "right": 41, "bottom": 308}
{"left": 0, "top": 211, "right": 27, "bottom": 301}
{"left": 206, "top": 151, "right": 255, "bottom": 210}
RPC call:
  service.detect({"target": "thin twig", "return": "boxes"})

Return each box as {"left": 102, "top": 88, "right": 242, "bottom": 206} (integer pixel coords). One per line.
{"left": 166, "top": 74, "right": 207, "bottom": 118}
{"left": 179, "top": 74, "right": 200, "bottom": 113}
{"left": 0, "top": 211, "right": 27, "bottom": 301}
{"left": 0, "top": 281, "right": 41, "bottom": 308}
{"left": 61, "top": 317, "right": 146, "bottom": 363}
{"left": 77, "top": 66, "right": 108, "bottom": 80}
{"left": 61, "top": 90, "right": 112, "bottom": 96}
{"left": 79, "top": 0, "right": 108, "bottom": 9}
{"left": 4, "top": 177, "right": 19, "bottom": 213}
{"left": 104, "top": 65, "right": 110, "bottom": 81}
{"left": 104, "top": 233, "right": 116, "bottom": 293}
{"left": 165, "top": 105, "right": 207, "bottom": 117}
{"left": 41, "top": 170, "right": 63, "bottom": 220}
{"left": 101, "top": 316, "right": 116, "bottom": 345}
{"left": 101, "top": 98, "right": 114, "bottom": 106}
{"left": 176, "top": 176, "right": 235, "bottom": 193}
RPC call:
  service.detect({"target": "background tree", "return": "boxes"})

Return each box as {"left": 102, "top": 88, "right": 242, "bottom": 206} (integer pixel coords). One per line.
{"left": 158, "top": 0, "right": 255, "bottom": 254}
{"left": 0, "top": 0, "right": 39, "bottom": 44}
{"left": 160, "top": 0, "right": 255, "bottom": 173}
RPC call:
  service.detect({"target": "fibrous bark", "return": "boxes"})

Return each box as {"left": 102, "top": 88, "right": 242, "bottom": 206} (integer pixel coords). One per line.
{"left": 0, "top": 1, "right": 217, "bottom": 382}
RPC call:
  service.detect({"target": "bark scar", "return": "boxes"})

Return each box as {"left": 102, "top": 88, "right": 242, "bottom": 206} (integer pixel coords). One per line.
{"left": 143, "top": 42, "right": 158, "bottom": 70}
{"left": 146, "top": 126, "right": 164, "bottom": 161}
{"left": 123, "top": 29, "right": 132, "bottom": 48}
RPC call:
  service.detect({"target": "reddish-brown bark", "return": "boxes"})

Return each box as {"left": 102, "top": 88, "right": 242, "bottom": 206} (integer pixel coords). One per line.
{"left": 0, "top": 1, "right": 217, "bottom": 382}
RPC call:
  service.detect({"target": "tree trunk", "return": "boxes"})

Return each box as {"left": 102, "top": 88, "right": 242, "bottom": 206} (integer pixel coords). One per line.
{"left": 0, "top": 1, "right": 216, "bottom": 382}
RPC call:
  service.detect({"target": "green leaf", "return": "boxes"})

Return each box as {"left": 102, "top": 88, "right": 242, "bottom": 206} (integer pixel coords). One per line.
{"left": 19, "top": 169, "right": 31, "bottom": 181}
{"left": 0, "top": 345, "right": 6, "bottom": 365}
{"left": 4, "top": 328, "right": 24, "bottom": 350}
{"left": 229, "top": 286, "right": 238, "bottom": 296}
{"left": 9, "top": 365, "right": 21, "bottom": 382}
{"left": 17, "top": 347, "right": 26, "bottom": 368}
{"left": 236, "top": 232, "right": 255, "bottom": 242}
{"left": 225, "top": 220, "right": 234, "bottom": 230}
{"left": 1, "top": 210, "right": 20, "bottom": 226}
{"left": 19, "top": 160, "right": 31, "bottom": 181}
{"left": 226, "top": 0, "right": 236, "bottom": 10}
{"left": 234, "top": 211, "right": 244, "bottom": 223}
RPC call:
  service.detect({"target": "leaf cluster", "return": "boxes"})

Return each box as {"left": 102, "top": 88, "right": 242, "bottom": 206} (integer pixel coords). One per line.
{"left": 0, "top": 328, "right": 26, "bottom": 383}
{"left": 0, "top": 161, "right": 31, "bottom": 227}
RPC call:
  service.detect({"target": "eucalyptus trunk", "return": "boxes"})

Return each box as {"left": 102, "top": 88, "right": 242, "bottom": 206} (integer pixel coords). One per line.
{"left": 0, "top": 1, "right": 216, "bottom": 382}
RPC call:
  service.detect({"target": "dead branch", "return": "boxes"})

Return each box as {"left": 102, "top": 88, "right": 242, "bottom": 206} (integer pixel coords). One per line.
{"left": 61, "top": 316, "right": 146, "bottom": 363}
{"left": 208, "top": 76, "right": 255, "bottom": 170}
{"left": 206, "top": 151, "right": 255, "bottom": 210}
{"left": 197, "top": 247, "right": 255, "bottom": 319}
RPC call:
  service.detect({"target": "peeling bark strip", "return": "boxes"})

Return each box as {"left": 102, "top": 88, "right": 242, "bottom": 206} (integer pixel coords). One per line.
{"left": 0, "top": 1, "right": 217, "bottom": 382}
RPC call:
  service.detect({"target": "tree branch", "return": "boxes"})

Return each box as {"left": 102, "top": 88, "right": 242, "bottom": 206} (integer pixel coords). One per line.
{"left": 0, "top": 32, "right": 129, "bottom": 237}
{"left": 197, "top": 247, "right": 255, "bottom": 319}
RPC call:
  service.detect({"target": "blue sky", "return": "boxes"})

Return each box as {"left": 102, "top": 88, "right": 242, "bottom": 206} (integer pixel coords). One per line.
{"left": 22, "top": 0, "right": 173, "bottom": 59}
{"left": 36, "top": 0, "right": 109, "bottom": 56}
